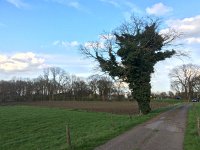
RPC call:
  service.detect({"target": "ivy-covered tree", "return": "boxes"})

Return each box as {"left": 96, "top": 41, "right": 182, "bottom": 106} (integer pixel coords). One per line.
{"left": 80, "top": 17, "right": 178, "bottom": 114}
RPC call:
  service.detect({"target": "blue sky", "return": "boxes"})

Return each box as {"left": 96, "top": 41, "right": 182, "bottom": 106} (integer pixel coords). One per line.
{"left": 1, "top": 0, "right": 200, "bottom": 92}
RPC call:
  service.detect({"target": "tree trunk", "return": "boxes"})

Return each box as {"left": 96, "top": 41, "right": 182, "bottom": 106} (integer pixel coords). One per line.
{"left": 137, "top": 99, "right": 151, "bottom": 115}
{"left": 132, "top": 81, "right": 151, "bottom": 115}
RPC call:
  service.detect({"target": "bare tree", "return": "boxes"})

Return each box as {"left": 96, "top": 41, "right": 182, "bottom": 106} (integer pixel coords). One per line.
{"left": 169, "top": 64, "right": 200, "bottom": 101}
{"left": 70, "top": 76, "right": 92, "bottom": 100}
{"left": 112, "top": 80, "right": 127, "bottom": 100}
{"left": 97, "top": 76, "right": 113, "bottom": 101}
{"left": 87, "top": 74, "right": 100, "bottom": 99}
{"left": 168, "top": 91, "right": 174, "bottom": 98}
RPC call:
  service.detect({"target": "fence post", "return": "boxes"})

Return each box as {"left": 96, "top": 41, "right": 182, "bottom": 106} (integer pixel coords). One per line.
{"left": 197, "top": 117, "right": 200, "bottom": 136}
{"left": 110, "top": 115, "right": 114, "bottom": 127}
{"left": 66, "top": 124, "right": 71, "bottom": 148}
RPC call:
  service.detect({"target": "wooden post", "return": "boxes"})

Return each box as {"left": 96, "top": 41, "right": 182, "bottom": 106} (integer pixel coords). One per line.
{"left": 197, "top": 117, "right": 200, "bottom": 136}
{"left": 66, "top": 124, "right": 71, "bottom": 148}
{"left": 129, "top": 113, "right": 132, "bottom": 120}
{"left": 110, "top": 115, "right": 115, "bottom": 128}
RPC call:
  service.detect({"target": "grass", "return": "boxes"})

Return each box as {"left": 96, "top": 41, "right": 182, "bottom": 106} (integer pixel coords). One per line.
{"left": 184, "top": 102, "right": 200, "bottom": 150}
{"left": 0, "top": 105, "right": 176, "bottom": 150}
{"left": 153, "top": 98, "right": 183, "bottom": 103}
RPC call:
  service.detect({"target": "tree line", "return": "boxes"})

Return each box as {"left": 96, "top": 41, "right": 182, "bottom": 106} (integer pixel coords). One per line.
{"left": 0, "top": 67, "right": 129, "bottom": 102}
{"left": 2, "top": 63, "right": 199, "bottom": 103}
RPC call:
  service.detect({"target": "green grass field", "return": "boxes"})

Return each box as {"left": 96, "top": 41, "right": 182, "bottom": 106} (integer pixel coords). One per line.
{"left": 153, "top": 98, "right": 183, "bottom": 103}
{"left": 0, "top": 105, "right": 173, "bottom": 150}
{"left": 184, "top": 102, "right": 200, "bottom": 150}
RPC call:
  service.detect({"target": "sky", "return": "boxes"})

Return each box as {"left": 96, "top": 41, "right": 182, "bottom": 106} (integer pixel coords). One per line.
{"left": 0, "top": 0, "right": 200, "bottom": 93}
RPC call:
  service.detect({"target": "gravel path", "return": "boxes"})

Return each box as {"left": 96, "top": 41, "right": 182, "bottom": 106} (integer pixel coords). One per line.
{"left": 95, "top": 104, "right": 190, "bottom": 150}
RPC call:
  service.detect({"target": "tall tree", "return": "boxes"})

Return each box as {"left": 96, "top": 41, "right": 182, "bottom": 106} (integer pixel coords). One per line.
{"left": 80, "top": 16, "right": 178, "bottom": 114}
{"left": 169, "top": 64, "right": 200, "bottom": 101}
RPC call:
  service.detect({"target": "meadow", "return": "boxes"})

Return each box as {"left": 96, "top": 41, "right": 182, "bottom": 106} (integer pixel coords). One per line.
{"left": 0, "top": 100, "right": 180, "bottom": 150}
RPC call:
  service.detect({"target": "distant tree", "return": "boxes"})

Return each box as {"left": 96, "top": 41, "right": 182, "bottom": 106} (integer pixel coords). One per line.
{"left": 87, "top": 74, "right": 100, "bottom": 99}
{"left": 80, "top": 16, "right": 179, "bottom": 114}
{"left": 169, "top": 64, "right": 200, "bottom": 101}
{"left": 0, "top": 81, "right": 10, "bottom": 102}
{"left": 42, "top": 68, "right": 51, "bottom": 99}
{"left": 168, "top": 91, "right": 174, "bottom": 98}
{"left": 160, "top": 92, "right": 168, "bottom": 98}
{"left": 97, "top": 76, "right": 113, "bottom": 101}
{"left": 71, "top": 77, "right": 91, "bottom": 100}
{"left": 193, "top": 76, "right": 200, "bottom": 91}
{"left": 112, "top": 80, "right": 127, "bottom": 100}
{"left": 41, "top": 67, "right": 69, "bottom": 100}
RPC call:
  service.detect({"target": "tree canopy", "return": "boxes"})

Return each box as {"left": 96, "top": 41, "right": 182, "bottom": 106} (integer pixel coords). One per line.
{"left": 81, "top": 16, "right": 178, "bottom": 114}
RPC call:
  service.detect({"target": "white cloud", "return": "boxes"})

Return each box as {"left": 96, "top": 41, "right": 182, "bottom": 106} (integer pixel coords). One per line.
{"left": 124, "top": 1, "right": 143, "bottom": 14}
{"left": 0, "top": 52, "right": 45, "bottom": 72}
{"left": 146, "top": 3, "right": 173, "bottom": 16}
{"left": 53, "top": 40, "right": 79, "bottom": 48}
{"left": 6, "top": 0, "right": 29, "bottom": 9}
{"left": 165, "top": 15, "right": 200, "bottom": 44}
{"left": 100, "top": 0, "right": 143, "bottom": 20}
{"left": 100, "top": 0, "right": 141, "bottom": 12}
{"left": 46, "top": 0, "right": 89, "bottom": 12}
{"left": 68, "top": 1, "right": 81, "bottom": 9}
{"left": 83, "top": 34, "right": 115, "bottom": 50}
{"left": 185, "top": 37, "right": 200, "bottom": 44}
{"left": 166, "top": 16, "right": 200, "bottom": 36}
{"left": 123, "top": 3, "right": 143, "bottom": 20}
{"left": 100, "top": 0, "right": 120, "bottom": 8}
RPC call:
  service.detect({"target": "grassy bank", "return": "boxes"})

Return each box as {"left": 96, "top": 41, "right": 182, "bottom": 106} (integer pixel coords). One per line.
{"left": 0, "top": 105, "right": 175, "bottom": 150}
{"left": 184, "top": 103, "right": 200, "bottom": 150}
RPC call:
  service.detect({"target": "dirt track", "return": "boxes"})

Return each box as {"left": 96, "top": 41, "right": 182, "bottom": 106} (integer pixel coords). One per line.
{"left": 95, "top": 104, "right": 190, "bottom": 150}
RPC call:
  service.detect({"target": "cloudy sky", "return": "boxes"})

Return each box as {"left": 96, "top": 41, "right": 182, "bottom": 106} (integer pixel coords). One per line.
{"left": 0, "top": 0, "right": 200, "bottom": 92}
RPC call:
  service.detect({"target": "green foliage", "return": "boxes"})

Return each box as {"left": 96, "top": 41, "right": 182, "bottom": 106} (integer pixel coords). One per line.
{"left": 95, "top": 19, "right": 176, "bottom": 114}
{"left": 0, "top": 105, "right": 172, "bottom": 150}
{"left": 184, "top": 103, "right": 200, "bottom": 150}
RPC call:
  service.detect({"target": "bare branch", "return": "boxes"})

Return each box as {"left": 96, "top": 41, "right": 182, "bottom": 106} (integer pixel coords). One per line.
{"left": 174, "top": 50, "right": 191, "bottom": 61}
